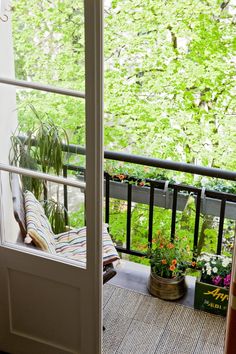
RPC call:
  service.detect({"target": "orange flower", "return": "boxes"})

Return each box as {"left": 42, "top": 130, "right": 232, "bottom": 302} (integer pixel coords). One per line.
{"left": 161, "top": 259, "right": 167, "bottom": 265}
{"left": 172, "top": 259, "right": 177, "bottom": 265}
{"left": 167, "top": 243, "right": 175, "bottom": 249}
{"left": 160, "top": 244, "right": 164, "bottom": 249}
{"left": 191, "top": 261, "right": 196, "bottom": 268}
{"left": 169, "top": 265, "right": 176, "bottom": 271}
{"left": 117, "top": 174, "right": 125, "bottom": 180}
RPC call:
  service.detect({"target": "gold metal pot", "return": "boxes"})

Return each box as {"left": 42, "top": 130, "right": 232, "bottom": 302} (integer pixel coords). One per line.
{"left": 147, "top": 271, "right": 186, "bottom": 300}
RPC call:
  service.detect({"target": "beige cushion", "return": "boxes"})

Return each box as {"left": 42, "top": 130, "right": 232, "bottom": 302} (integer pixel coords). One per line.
{"left": 24, "top": 191, "right": 56, "bottom": 254}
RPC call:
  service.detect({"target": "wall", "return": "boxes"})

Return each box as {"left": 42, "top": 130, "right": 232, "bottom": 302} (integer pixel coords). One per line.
{"left": 0, "top": 2, "right": 19, "bottom": 242}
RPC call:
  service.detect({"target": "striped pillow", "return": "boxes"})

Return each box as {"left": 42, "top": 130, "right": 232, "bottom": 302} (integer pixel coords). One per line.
{"left": 24, "top": 191, "right": 56, "bottom": 254}
{"left": 55, "top": 224, "right": 119, "bottom": 267}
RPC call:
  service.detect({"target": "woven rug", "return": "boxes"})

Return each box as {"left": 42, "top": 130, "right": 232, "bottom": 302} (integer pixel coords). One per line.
{"left": 103, "top": 284, "right": 226, "bottom": 354}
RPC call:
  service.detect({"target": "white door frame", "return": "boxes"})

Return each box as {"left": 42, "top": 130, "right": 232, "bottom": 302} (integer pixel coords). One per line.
{"left": 84, "top": 0, "right": 104, "bottom": 351}
{"left": 0, "top": 0, "right": 104, "bottom": 353}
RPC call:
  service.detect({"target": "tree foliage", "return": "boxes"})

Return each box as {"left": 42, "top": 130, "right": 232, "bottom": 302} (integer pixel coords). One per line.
{"left": 10, "top": 0, "right": 236, "bottom": 262}
{"left": 11, "top": 0, "right": 236, "bottom": 175}
{"left": 104, "top": 0, "right": 236, "bottom": 171}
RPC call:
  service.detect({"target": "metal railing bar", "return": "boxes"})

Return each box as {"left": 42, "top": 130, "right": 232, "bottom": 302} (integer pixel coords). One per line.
{"left": 63, "top": 166, "right": 69, "bottom": 225}
{"left": 0, "top": 77, "right": 85, "bottom": 99}
{"left": 148, "top": 183, "right": 155, "bottom": 246}
{"left": 0, "top": 163, "right": 86, "bottom": 189}
{"left": 64, "top": 164, "right": 85, "bottom": 172}
{"left": 217, "top": 199, "right": 226, "bottom": 255}
{"left": 105, "top": 173, "right": 110, "bottom": 225}
{"left": 126, "top": 183, "right": 132, "bottom": 251}
{"left": 171, "top": 187, "right": 178, "bottom": 241}
{"left": 115, "top": 246, "right": 145, "bottom": 257}
{"left": 103, "top": 151, "right": 236, "bottom": 182}
{"left": 43, "top": 181, "right": 48, "bottom": 203}
{"left": 19, "top": 134, "right": 236, "bottom": 182}
{"left": 193, "top": 190, "right": 201, "bottom": 252}
{"left": 205, "top": 190, "right": 236, "bottom": 202}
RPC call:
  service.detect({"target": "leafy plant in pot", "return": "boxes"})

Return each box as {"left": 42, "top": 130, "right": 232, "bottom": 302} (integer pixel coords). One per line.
{"left": 147, "top": 235, "right": 189, "bottom": 300}
{"left": 10, "top": 109, "right": 69, "bottom": 233}
{"left": 194, "top": 253, "right": 232, "bottom": 316}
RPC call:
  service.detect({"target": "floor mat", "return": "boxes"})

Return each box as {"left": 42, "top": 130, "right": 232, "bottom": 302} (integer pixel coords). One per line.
{"left": 103, "top": 284, "right": 225, "bottom": 354}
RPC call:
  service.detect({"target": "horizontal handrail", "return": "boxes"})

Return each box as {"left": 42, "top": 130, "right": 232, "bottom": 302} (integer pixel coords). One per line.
{"left": 103, "top": 152, "right": 236, "bottom": 182}
{"left": 0, "top": 163, "right": 86, "bottom": 189}
{"left": 19, "top": 135, "right": 236, "bottom": 181}
{"left": 0, "top": 77, "right": 85, "bottom": 99}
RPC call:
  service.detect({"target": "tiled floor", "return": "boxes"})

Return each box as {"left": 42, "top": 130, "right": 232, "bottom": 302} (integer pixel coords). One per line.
{"left": 104, "top": 260, "right": 226, "bottom": 354}
{"left": 103, "top": 284, "right": 226, "bottom": 354}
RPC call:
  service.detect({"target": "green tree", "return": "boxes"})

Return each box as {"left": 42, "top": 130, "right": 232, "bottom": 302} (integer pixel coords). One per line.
{"left": 104, "top": 0, "right": 236, "bottom": 171}
{"left": 11, "top": 0, "right": 236, "bottom": 175}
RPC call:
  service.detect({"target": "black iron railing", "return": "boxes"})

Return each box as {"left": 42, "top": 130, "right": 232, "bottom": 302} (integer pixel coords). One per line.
{"left": 61, "top": 153, "right": 236, "bottom": 259}
{"left": 19, "top": 135, "right": 236, "bottom": 258}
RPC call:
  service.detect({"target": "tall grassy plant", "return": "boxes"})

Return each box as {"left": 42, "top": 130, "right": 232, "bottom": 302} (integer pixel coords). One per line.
{"left": 10, "top": 109, "right": 70, "bottom": 233}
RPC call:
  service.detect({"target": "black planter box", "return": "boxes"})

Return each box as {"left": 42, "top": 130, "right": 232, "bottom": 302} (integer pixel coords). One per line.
{"left": 194, "top": 280, "right": 229, "bottom": 316}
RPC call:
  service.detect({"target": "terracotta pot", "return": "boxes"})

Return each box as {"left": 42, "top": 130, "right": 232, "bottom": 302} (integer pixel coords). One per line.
{"left": 147, "top": 271, "right": 186, "bottom": 300}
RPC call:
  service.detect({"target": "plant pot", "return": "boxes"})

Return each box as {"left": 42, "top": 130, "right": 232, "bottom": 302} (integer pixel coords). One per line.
{"left": 194, "top": 280, "right": 229, "bottom": 316}
{"left": 147, "top": 271, "right": 186, "bottom": 300}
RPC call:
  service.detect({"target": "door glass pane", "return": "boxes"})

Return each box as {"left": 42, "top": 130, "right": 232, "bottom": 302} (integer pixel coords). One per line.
{"left": 12, "top": 0, "right": 85, "bottom": 91}
{"left": 1, "top": 1, "right": 87, "bottom": 269}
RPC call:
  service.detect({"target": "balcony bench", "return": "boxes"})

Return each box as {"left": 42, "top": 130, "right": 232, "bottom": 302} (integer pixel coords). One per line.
{"left": 11, "top": 174, "right": 119, "bottom": 284}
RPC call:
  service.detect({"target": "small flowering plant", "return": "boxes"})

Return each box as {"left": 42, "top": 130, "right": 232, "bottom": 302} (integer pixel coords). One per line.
{"left": 148, "top": 237, "right": 189, "bottom": 279}
{"left": 197, "top": 253, "right": 232, "bottom": 289}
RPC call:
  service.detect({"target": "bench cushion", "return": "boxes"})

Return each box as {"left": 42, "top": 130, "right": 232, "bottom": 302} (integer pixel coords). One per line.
{"left": 11, "top": 173, "right": 27, "bottom": 238}
{"left": 24, "top": 191, "right": 119, "bottom": 267}
{"left": 24, "top": 190, "right": 56, "bottom": 254}
{"left": 55, "top": 225, "right": 119, "bottom": 268}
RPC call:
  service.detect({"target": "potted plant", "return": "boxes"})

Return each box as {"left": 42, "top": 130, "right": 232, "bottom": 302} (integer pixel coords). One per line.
{"left": 194, "top": 253, "right": 232, "bottom": 316}
{"left": 10, "top": 108, "right": 69, "bottom": 233}
{"left": 147, "top": 236, "right": 189, "bottom": 300}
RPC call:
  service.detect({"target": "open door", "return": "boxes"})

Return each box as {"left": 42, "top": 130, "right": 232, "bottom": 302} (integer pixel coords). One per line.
{"left": 0, "top": 1, "right": 104, "bottom": 353}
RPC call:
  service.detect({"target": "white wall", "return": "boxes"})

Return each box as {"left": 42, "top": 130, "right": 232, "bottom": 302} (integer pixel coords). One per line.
{"left": 0, "top": 5, "right": 19, "bottom": 242}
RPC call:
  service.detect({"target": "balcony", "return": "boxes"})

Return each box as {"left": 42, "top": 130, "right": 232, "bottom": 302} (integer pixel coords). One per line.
{"left": 103, "top": 263, "right": 225, "bottom": 354}
{"left": 0, "top": 3, "right": 234, "bottom": 352}
{"left": 60, "top": 142, "right": 235, "bottom": 353}
{"left": 12, "top": 137, "right": 233, "bottom": 353}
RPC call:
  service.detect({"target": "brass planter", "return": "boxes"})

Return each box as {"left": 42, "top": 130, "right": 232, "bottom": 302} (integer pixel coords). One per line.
{"left": 147, "top": 271, "right": 186, "bottom": 300}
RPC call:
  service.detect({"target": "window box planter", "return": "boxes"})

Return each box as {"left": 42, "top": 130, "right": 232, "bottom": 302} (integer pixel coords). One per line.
{"left": 194, "top": 280, "right": 229, "bottom": 316}
{"left": 77, "top": 176, "right": 236, "bottom": 220}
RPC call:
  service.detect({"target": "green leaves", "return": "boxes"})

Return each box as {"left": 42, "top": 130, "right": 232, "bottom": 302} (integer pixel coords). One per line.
{"left": 11, "top": 0, "right": 236, "bottom": 177}
{"left": 104, "top": 0, "right": 236, "bottom": 172}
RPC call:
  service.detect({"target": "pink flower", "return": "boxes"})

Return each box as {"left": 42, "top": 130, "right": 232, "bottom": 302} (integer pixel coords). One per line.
{"left": 224, "top": 274, "right": 231, "bottom": 288}
{"left": 212, "top": 275, "right": 222, "bottom": 286}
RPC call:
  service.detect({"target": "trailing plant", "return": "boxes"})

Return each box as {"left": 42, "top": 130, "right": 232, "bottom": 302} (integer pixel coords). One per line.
{"left": 10, "top": 130, "right": 43, "bottom": 198}
{"left": 10, "top": 108, "right": 70, "bottom": 233}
